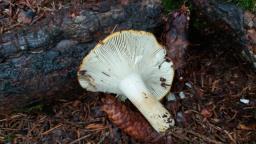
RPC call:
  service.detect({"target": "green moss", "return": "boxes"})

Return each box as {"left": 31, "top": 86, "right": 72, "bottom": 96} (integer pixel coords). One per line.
{"left": 15, "top": 103, "right": 44, "bottom": 113}
{"left": 24, "top": 104, "right": 44, "bottom": 112}
{"left": 4, "top": 134, "right": 15, "bottom": 143}
{"left": 222, "top": 0, "right": 256, "bottom": 13}
{"left": 16, "top": 102, "right": 54, "bottom": 114}
{"left": 162, "top": 0, "right": 256, "bottom": 13}
{"left": 161, "top": 0, "right": 185, "bottom": 12}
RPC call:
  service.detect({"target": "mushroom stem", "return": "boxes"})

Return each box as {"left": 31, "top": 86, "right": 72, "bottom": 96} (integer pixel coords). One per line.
{"left": 119, "top": 73, "right": 174, "bottom": 132}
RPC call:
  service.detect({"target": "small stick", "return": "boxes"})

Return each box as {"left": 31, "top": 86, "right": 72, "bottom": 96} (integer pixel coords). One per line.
{"left": 0, "top": 114, "right": 26, "bottom": 122}
{"left": 185, "top": 129, "right": 223, "bottom": 144}
{"left": 69, "top": 133, "right": 95, "bottom": 144}
{"left": 224, "top": 130, "right": 236, "bottom": 144}
{"left": 111, "top": 24, "right": 118, "bottom": 34}
{"left": 42, "top": 123, "right": 63, "bottom": 135}
{"left": 169, "top": 131, "right": 191, "bottom": 142}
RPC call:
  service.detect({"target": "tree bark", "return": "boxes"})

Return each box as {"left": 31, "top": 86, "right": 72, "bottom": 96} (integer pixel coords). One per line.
{"left": 0, "top": 0, "right": 163, "bottom": 112}
{"left": 192, "top": 0, "right": 256, "bottom": 70}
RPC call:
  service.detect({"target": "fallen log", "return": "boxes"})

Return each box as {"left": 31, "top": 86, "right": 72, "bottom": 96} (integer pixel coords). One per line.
{"left": 191, "top": 0, "right": 256, "bottom": 70}
{"left": 0, "top": 0, "right": 163, "bottom": 112}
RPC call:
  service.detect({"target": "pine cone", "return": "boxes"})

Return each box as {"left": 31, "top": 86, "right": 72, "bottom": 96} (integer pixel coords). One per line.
{"left": 101, "top": 94, "right": 166, "bottom": 143}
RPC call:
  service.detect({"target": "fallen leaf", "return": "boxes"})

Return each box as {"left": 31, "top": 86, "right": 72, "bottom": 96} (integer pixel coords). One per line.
{"left": 201, "top": 108, "right": 213, "bottom": 118}
{"left": 85, "top": 123, "right": 106, "bottom": 130}
{"left": 237, "top": 123, "right": 256, "bottom": 130}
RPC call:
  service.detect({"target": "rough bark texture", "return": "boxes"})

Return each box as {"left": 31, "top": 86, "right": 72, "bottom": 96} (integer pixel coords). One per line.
{"left": 192, "top": 0, "right": 256, "bottom": 70}
{"left": 0, "top": 0, "right": 163, "bottom": 112}
{"left": 163, "top": 5, "right": 190, "bottom": 71}
{"left": 101, "top": 94, "right": 172, "bottom": 143}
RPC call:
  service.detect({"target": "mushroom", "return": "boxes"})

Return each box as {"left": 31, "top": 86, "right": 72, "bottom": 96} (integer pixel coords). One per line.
{"left": 78, "top": 30, "right": 175, "bottom": 132}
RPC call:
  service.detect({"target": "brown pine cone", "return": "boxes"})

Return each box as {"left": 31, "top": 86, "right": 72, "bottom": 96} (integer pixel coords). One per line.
{"left": 101, "top": 94, "right": 169, "bottom": 143}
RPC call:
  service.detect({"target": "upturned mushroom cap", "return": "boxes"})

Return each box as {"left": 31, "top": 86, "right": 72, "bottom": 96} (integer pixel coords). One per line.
{"left": 78, "top": 30, "right": 174, "bottom": 100}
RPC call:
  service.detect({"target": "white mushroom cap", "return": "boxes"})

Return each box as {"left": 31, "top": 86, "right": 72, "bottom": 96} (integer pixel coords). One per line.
{"left": 78, "top": 30, "right": 174, "bottom": 100}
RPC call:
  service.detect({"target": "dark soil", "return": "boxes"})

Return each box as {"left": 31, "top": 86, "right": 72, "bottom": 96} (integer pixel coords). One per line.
{"left": 0, "top": 0, "right": 256, "bottom": 144}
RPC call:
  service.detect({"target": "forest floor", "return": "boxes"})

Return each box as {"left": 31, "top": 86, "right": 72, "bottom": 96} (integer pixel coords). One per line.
{"left": 0, "top": 0, "right": 256, "bottom": 143}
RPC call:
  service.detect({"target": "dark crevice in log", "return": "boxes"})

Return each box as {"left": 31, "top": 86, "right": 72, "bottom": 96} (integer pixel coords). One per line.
{"left": 191, "top": 0, "right": 256, "bottom": 70}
